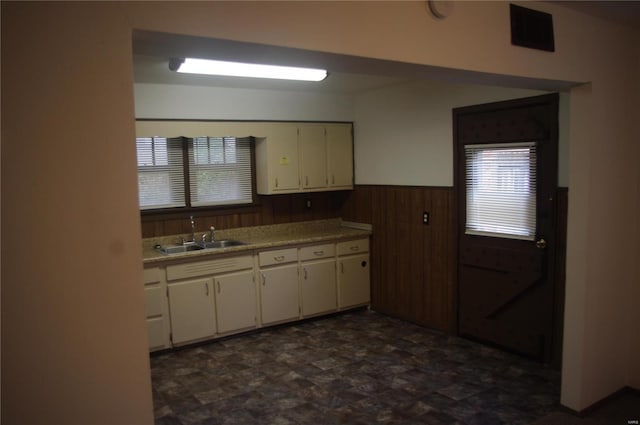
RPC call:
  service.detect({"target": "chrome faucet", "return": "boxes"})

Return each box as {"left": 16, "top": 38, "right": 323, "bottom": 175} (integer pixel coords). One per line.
{"left": 189, "top": 215, "right": 196, "bottom": 243}
{"left": 209, "top": 226, "right": 216, "bottom": 242}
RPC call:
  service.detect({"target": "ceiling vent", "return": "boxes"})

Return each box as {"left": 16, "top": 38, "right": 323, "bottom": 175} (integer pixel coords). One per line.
{"left": 510, "top": 3, "right": 555, "bottom": 52}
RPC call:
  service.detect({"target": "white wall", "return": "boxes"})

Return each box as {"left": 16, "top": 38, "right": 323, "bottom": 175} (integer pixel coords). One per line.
{"left": 134, "top": 83, "right": 355, "bottom": 121}
{"left": 3, "top": 3, "right": 154, "bottom": 424}
{"left": 352, "top": 79, "right": 570, "bottom": 186}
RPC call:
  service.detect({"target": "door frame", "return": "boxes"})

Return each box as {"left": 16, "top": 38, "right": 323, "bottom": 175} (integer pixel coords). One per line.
{"left": 452, "top": 93, "right": 563, "bottom": 366}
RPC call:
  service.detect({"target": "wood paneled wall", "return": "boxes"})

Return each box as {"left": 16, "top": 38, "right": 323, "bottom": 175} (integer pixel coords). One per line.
{"left": 341, "top": 185, "right": 456, "bottom": 332}
{"left": 141, "top": 191, "right": 350, "bottom": 238}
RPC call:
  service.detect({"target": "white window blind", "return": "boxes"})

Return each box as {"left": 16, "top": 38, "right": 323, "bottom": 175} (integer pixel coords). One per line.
{"left": 188, "top": 137, "right": 253, "bottom": 207}
{"left": 136, "top": 137, "right": 185, "bottom": 210}
{"left": 465, "top": 142, "right": 537, "bottom": 240}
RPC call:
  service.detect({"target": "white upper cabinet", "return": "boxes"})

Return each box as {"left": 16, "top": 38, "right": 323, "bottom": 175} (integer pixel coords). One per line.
{"left": 255, "top": 124, "right": 300, "bottom": 194}
{"left": 256, "top": 122, "right": 353, "bottom": 195}
{"left": 326, "top": 125, "right": 354, "bottom": 189}
{"left": 299, "top": 124, "right": 328, "bottom": 190}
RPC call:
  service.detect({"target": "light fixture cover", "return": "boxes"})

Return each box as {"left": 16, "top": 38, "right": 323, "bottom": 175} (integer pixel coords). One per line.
{"left": 171, "top": 58, "right": 328, "bottom": 82}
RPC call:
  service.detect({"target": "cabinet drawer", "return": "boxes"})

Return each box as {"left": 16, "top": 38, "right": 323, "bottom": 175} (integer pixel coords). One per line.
{"left": 144, "top": 286, "right": 164, "bottom": 317}
{"left": 166, "top": 255, "right": 253, "bottom": 281}
{"left": 299, "top": 243, "right": 335, "bottom": 261}
{"left": 143, "top": 267, "right": 162, "bottom": 285}
{"left": 259, "top": 248, "right": 298, "bottom": 267}
{"left": 337, "top": 239, "right": 369, "bottom": 256}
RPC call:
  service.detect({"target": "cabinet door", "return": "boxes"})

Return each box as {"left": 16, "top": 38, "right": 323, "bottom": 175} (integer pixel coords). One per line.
{"left": 338, "top": 254, "right": 371, "bottom": 309}
{"left": 214, "top": 270, "right": 257, "bottom": 334}
{"left": 146, "top": 317, "right": 167, "bottom": 350}
{"left": 144, "top": 285, "right": 170, "bottom": 351}
{"left": 301, "top": 260, "right": 337, "bottom": 317}
{"left": 260, "top": 265, "right": 300, "bottom": 325}
{"left": 326, "top": 125, "right": 353, "bottom": 189}
{"left": 299, "top": 125, "right": 327, "bottom": 189}
{"left": 168, "top": 278, "right": 216, "bottom": 345}
{"left": 267, "top": 125, "right": 300, "bottom": 191}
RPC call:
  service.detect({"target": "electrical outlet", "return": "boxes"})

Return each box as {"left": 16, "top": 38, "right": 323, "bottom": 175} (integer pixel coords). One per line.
{"left": 305, "top": 199, "right": 312, "bottom": 209}
{"left": 423, "top": 212, "right": 430, "bottom": 225}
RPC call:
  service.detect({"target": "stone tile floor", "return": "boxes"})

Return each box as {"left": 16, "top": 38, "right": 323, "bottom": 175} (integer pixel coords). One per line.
{"left": 151, "top": 310, "right": 560, "bottom": 425}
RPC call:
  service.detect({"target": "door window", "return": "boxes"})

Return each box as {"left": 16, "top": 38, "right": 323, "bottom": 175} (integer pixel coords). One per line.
{"left": 464, "top": 142, "right": 537, "bottom": 240}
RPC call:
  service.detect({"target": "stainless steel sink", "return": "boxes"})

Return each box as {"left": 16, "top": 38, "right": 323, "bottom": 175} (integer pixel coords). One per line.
{"left": 198, "top": 240, "right": 246, "bottom": 249}
{"left": 156, "top": 244, "right": 204, "bottom": 255}
{"left": 156, "top": 240, "right": 246, "bottom": 255}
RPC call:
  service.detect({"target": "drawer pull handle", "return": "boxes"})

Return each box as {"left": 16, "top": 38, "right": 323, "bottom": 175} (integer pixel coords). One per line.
{"left": 274, "top": 255, "right": 285, "bottom": 262}
{"left": 313, "top": 250, "right": 324, "bottom": 256}
{"left": 350, "top": 246, "right": 359, "bottom": 251}
{"left": 303, "top": 268, "right": 308, "bottom": 280}
{"left": 205, "top": 283, "right": 209, "bottom": 296}
{"left": 217, "top": 281, "right": 221, "bottom": 294}
{"left": 262, "top": 273, "right": 266, "bottom": 286}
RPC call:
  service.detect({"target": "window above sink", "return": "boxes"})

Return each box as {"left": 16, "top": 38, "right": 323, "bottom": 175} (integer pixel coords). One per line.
{"left": 136, "top": 134, "right": 254, "bottom": 212}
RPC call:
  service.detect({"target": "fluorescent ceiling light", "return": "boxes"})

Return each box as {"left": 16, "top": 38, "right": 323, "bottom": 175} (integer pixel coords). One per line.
{"left": 170, "top": 58, "right": 328, "bottom": 82}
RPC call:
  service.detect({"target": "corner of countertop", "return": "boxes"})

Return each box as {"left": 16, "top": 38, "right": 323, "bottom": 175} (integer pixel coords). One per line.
{"left": 340, "top": 220, "right": 373, "bottom": 232}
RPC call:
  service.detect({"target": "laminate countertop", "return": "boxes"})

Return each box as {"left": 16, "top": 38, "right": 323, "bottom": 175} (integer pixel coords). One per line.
{"left": 142, "top": 219, "right": 372, "bottom": 265}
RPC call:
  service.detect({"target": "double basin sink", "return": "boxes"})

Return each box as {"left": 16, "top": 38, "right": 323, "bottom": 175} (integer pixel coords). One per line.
{"left": 156, "top": 239, "right": 246, "bottom": 255}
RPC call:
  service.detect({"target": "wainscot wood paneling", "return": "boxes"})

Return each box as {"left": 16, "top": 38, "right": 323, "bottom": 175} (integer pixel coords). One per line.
{"left": 341, "top": 185, "right": 456, "bottom": 332}
{"left": 141, "top": 191, "right": 350, "bottom": 238}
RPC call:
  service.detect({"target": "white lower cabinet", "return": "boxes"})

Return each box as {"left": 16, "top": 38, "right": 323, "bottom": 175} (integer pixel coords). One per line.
{"left": 166, "top": 254, "right": 255, "bottom": 346}
{"left": 259, "top": 247, "right": 300, "bottom": 325}
{"left": 260, "top": 264, "right": 300, "bottom": 325}
{"left": 337, "top": 239, "right": 371, "bottom": 309}
{"left": 301, "top": 260, "right": 337, "bottom": 316}
{"left": 143, "top": 267, "right": 171, "bottom": 351}
{"left": 168, "top": 277, "right": 216, "bottom": 345}
{"left": 148, "top": 236, "right": 370, "bottom": 351}
{"left": 214, "top": 270, "right": 257, "bottom": 334}
{"left": 146, "top": 317, "right": 167, "bottom": 350}
{"left": 299, "top": 243, "right": 337, "bottom": 317}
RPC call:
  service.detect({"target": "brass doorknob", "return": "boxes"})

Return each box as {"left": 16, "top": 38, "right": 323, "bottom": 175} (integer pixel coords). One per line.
{"left": 536, "top": 238, "right": 547, "bottom": 249}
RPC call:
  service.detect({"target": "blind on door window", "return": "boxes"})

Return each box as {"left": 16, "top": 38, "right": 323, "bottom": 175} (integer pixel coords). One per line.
{"left": 188, "top": 137, "right": 253, "bottom": 207}
{"left": 465, "top": 142, "right": 537, "bottom": 240}
{"left": 136, "top": 137, "right": 185, "bottom": 210}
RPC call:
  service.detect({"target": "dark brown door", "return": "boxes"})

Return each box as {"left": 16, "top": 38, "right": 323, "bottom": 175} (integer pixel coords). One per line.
{"left": 454, "top": 94, "right": 559, "bottom": 362}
